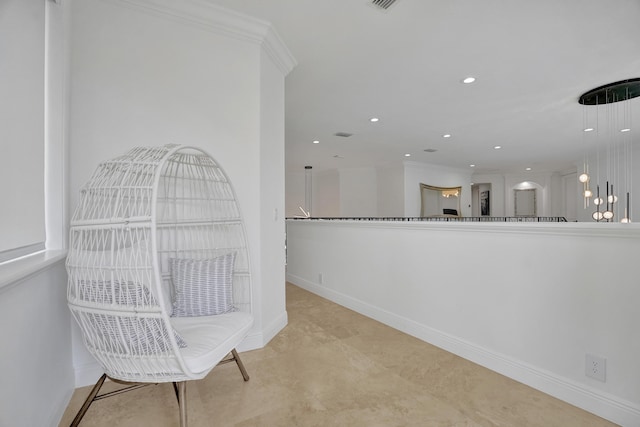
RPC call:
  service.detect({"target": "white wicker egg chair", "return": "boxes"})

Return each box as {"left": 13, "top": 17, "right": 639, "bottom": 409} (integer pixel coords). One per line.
{"left": 66, "top": 145, "right": 253, "bottom": 426}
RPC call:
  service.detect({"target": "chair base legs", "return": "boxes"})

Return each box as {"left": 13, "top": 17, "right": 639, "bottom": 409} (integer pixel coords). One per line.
{"left": 218, "top": 348, "right": 250, "bottom": 381}
{"left": 70, "top": 374, "right": 107, "bottom": 427}
{"left": 176, "top": 381, "right": 187, "bottom": 427}
{"left": 70, "top": 375, "right": 155, "bottom": 427}
{"left": 70, "top": 349, "right": 249, "bottom": 426}
{"left": 232, "top": 348, "right": 250, "bottom": 381}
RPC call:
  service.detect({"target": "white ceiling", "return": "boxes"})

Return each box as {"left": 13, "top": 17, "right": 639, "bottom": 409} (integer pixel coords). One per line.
{"left": 208, "top": 0, "right": 640, "bottom": 175}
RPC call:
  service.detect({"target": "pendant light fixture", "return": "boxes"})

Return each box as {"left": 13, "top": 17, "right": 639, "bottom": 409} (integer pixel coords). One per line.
{"left": 578, "top": 78, "right": 639, "bottom": 222}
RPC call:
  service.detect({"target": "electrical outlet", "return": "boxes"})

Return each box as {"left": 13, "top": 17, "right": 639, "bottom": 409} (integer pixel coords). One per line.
{"left": 585, "top": 353, "right": 606, "bottom": 382}
{"left": 318, "top": 273, "right": 323, "bottom": 284}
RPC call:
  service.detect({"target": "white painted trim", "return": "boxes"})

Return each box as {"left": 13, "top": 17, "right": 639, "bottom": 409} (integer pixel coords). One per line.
{"left": 287, "top": 217, "right": 640, "bottom": 239}
{"left": 262, "top": 310, "right": 289, "bottom": 346}
{"left": 237, "top": 310, "right": 288, "bottom": 352}
{"left": 0, "top": 250, "right": 67, "bottom": 293}
{"left": 262, "top": 26, "right": 297, "bottom": 76}
{"left": 287, "top": 273, "right": 640, "bottom": 427}
{"left": 102, "top": 0, "right": 296, "bottom": 74}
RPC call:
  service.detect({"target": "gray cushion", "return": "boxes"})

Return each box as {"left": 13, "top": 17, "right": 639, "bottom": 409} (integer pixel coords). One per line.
{"left": 170, "top": 253, "right": 237, "bottom": 317}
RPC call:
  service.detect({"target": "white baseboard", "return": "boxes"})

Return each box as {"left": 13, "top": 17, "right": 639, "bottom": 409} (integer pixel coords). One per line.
{"left": 287, "top": 273, "right": 640, "bottom": 427}
{"left": 261, "top": 310, "right": 288, "bottom": 345}
{"left": 237, "top": 310, "right": 288, "bottom": 352}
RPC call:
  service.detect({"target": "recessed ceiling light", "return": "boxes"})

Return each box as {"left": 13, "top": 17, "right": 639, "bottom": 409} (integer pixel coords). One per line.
{"left": 621, "top": 128, "right": 631, "bottom": 132}
{"left": 370, "top": 117, "right": 379, "bottom": 122}
{"left": 462, "top": 77, "right": 476, "bottom": 84}
{"left": 494, "top": 145, "right": 502, "bottom": 150}
{"left": 469, "top": 164, "right": 475, "bottom": 167}
{"left": 584, "top": 128, "right": 594, "bottom": 132}
{"left": 312, "top": 140, "right": 320, "bottom": 144}
{"left": 404, "top": 153, "right": 411, "bottom": 157}
{"left": 443, "top": 134, "right": 451, "bottom": 138}
{"left": 526, "top": 167, "right": 532, "bottom": 171}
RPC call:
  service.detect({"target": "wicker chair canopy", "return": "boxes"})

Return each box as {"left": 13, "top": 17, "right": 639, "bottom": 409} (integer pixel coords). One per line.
{"left": 66, "top": 145, "right": 253, "bottom": 425}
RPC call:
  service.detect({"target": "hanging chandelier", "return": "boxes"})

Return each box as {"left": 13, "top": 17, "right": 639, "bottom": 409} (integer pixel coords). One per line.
{"left": 578, "top": 78, "right": 639, "bottom": 223}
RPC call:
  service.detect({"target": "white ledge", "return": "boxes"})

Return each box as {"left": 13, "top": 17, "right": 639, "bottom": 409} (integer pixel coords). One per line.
{"left": 0, "top": 249, "right": 67, "bottom": 294}
{"left": 286, "top": 218, "right": 640, "bottom": 239}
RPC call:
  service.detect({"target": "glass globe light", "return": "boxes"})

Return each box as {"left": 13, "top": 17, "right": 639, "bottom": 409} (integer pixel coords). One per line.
{"left": 578, "top": 173, "right": 589, "bottom": 183}
{"left": 584, "top": 189, "right": 593, "bottom": 198}
{"left": 592, "top": 211, "right": 604, "bottom": 221}
{"left": 603, "top": 210, "right": 614, "bottom": 220}
{"left": 593, "top": 197, "right": 604, "bottom": 206}
{"left": 621, "top": 217, "right": 631, "bottom": 223}
{"left": 607, "top": 195, "right": 618, "bottom": 203}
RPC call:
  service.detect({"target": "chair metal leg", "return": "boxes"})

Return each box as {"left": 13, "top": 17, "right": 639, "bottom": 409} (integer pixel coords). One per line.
{"left": 172, "top": 382, "right": 179, "bottom": 402}
{"left": 231, "top": 348, "right": 250, "bottom": 381}
{"left": 70, "top": 374, "right": 107, "bottom": 427}
{"left": 176, "top": 381, "right": 187, "bottom": 427}
{"left": 70, "top": 375, "right": 156, "bottom": 426}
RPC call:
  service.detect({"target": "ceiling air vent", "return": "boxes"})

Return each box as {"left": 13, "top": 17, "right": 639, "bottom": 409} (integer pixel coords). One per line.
{"left": 334, "top": 132, "right": 353, "bottom": 138}
{"left": 423, "top": 148, "right": 438, "bottom": 153}
{"left": 371, "top": 0, "right": 399, "bottom": 10}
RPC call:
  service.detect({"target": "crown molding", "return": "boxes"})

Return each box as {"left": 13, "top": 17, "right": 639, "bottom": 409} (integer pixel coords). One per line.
{"left": 262, "top": 26, "right": 297, "bottom": 76}
{"left": 103, "top": 0, "right": 296, "bottom": 75}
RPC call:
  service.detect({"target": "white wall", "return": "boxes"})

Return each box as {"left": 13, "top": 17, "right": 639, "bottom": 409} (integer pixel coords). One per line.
{"left": 0, "top": 2, "right": 75, "bottom": 426}
{"left": 286, "top": 161, "right": 477, "bottom": 218}
{"left": 286, "top": 169, "right": 342, "bottom": 218}
{"left": 258, "top": 46, "right": 288, "bottom": 344}
{"left": 285, "top": 171, "right": 305, "bottom": 217}
{"left": 314, "top": 169, "right": 340, "bottom": 217}
{"left": 471, "top": 174, "right": 506, "bottom": 217}
{"left": 339, "top": 167, "right": 378, "bottom": 217}
{"left": 505, "top": 173, "right": 554, "bottom": 217}
{"left": 0, "top": 260, "right": 73, "bottom": 427}
{"left": 404, "top": 161, "right": 473, "bottom": 217}
{"left": 377, "top": 163, "right": 405, "bottom": 217}
{"left": 68, "top": 0, "right": 294, "bottom": 386}
{"left": 473, "top": 171, "right": 577, "bottom": 220}
{"left": 287, "top": 166, "right": 386, "bottom": 218}
{"left": 562, "top": 171, "right": 578, "bottom": 221}
{"left": 0, "top": 0, "right": 46, "bottom": 255}
{"left": 286, "top": 220, "right": 640, "bottom": 426}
